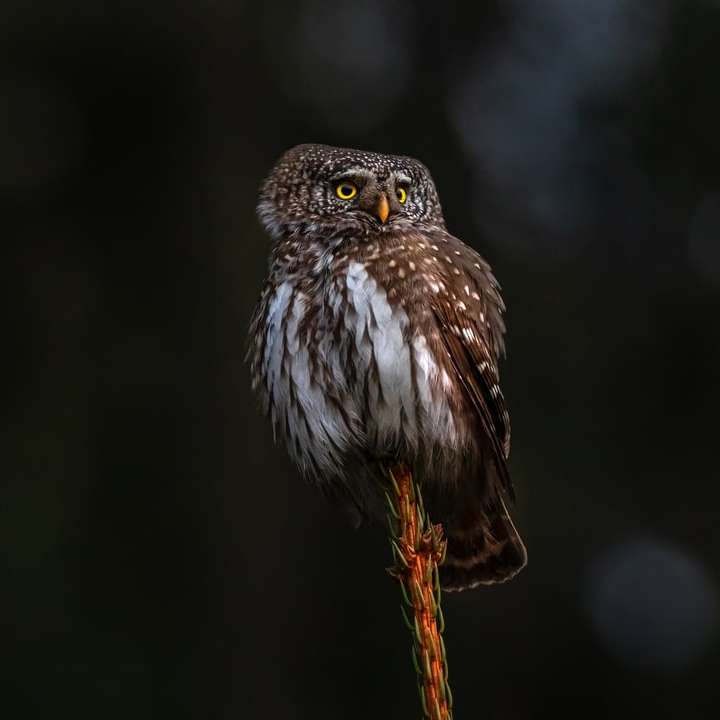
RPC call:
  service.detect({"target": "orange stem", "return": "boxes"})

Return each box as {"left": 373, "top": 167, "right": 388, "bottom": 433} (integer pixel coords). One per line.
{"left": 387, "top": 463, "right": 452, "bottom": 720}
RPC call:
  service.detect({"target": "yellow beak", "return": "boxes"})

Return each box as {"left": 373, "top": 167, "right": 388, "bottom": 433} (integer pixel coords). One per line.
{"left": 376, "top": 193, "right": 390, "bottom": 224}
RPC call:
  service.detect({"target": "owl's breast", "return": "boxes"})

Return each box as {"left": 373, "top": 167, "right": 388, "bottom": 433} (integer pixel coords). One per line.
{"left": 336, "top": 260, "right": 467, "bottom": 455}
{"left": 253, "top": 254, "right": 471, "bottom": 484}
{"left": 253, "top": 276, "right": 356, "bottom": 478}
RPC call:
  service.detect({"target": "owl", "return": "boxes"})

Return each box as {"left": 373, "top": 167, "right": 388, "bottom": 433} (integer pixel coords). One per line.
{"left": 248, "top": 144, "right": 526, "bottom": 591}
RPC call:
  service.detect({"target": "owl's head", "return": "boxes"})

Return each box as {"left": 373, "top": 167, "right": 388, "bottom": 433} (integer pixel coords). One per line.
{"left": 258, "top": 144, "right": 445, "bottom": 239}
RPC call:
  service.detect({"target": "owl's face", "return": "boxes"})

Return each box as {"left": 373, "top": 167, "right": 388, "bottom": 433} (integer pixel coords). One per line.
{"left": 258, "top": 144, "right": 445, "bottom": 239}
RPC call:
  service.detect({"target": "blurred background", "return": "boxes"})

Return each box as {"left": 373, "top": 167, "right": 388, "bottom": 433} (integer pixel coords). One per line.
{"left": 4, "top": 0, "right": 720, "bottom": 717}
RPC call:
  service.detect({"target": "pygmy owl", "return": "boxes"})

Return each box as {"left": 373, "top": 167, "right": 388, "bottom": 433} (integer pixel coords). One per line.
{"left": 248, "top": 144, "right": 526, "bottom": 590}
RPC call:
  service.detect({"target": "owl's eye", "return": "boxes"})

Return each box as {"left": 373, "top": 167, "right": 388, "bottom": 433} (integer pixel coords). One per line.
{"left": 396, "top": 186, "right": 408, "bottom": 204}
{"left": 335, "top": 182, "right": 358, "bottom": 200}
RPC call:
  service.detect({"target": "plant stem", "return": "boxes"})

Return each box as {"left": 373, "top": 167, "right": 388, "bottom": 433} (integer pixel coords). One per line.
{"left": 386, "top": 463, "right": 453, "bottom": 720}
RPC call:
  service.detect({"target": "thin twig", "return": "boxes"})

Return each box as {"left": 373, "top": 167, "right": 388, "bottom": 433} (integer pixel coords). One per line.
{"left": 386, "top": 463, "right": 453, "bottom": 720}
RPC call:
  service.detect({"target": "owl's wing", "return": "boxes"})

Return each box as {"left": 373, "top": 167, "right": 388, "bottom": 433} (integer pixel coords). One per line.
{"left": 430, "top": 244, "right": 514, "bottom": 498}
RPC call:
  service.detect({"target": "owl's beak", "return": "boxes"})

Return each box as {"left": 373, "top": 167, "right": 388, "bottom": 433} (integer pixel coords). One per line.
{"left": 375, "top": 193, "right": 390, "bottom": 224}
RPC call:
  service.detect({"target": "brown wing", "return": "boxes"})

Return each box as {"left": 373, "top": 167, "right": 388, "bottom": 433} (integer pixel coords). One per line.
{"left": 429, "top": 234, "right": 514, "bottom": 499}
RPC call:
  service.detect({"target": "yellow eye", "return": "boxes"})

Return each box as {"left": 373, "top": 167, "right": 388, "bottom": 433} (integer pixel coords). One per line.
{"left": 335, "top": 182, "right": 357, "bottom": 200}
{"left": 396, "top": 186, "right": 408, "bottom": 204}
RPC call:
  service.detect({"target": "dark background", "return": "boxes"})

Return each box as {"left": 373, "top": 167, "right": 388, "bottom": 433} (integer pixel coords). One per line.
{"left": 4, "top": 1, "right": 720, "bottom": 718}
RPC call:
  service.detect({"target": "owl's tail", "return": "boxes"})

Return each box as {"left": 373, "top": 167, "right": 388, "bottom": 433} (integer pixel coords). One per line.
{"left": 438, "top": 494, "right": 527, "bottom": 592}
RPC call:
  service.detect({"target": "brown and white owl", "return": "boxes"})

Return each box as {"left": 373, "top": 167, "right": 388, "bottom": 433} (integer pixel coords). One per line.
{"left": 248, "top": 144, "right": 526, "bottom": 591}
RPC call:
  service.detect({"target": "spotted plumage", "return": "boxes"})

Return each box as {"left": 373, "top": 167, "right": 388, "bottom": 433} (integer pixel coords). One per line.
{"left": 249, "top": 144, "right": 526, "bottom": 590}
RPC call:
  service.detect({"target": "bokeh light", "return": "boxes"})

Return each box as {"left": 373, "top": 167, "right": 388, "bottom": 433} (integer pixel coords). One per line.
{"left": 585, "top": 538, "right": 719, "bottom": 672}
{"left": 450, "top": 0, "right": 670, "bottom": 254}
